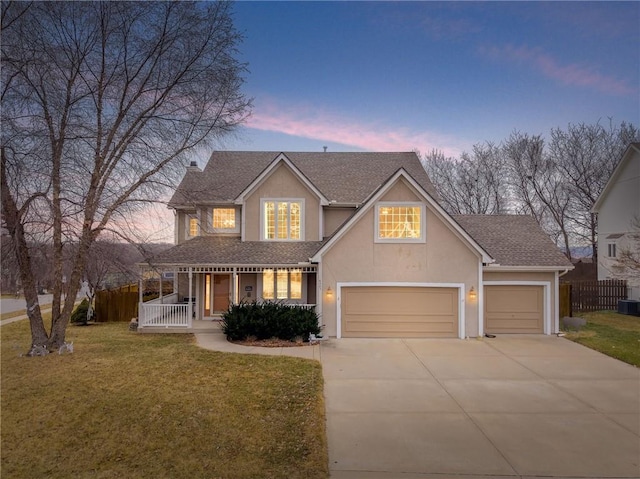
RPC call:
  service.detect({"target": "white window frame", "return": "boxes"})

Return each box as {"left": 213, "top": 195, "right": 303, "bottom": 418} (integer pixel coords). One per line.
{"left": 607, "top": 242, "right": 617, "bottom": 258}
{"left": 260, "top": 198, "right": 305, "bottom": 241}
{"left": 374, "top": 202, "right": 426, "bottom": 243}
{"left": 212, "top": 207, "right": 239, "bottom": 234}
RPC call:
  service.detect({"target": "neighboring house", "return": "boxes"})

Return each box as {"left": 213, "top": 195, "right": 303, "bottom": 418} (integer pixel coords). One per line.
{"left": 140, "top": 151, "right": 572, "bottom": 337}
{"left": 592, "top": 142, "right": 640, "bottom": 300}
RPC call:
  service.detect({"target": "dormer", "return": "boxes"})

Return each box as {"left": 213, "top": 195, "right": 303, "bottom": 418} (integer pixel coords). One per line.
{"left": 235, "top": 153, "right": 329, "bottom": 241}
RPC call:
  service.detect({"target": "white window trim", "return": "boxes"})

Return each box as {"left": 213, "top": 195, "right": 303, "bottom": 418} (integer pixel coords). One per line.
{"left": 607, "top": 242, "right": 617, "bottom": 258}
{"left": 211, "top": 207, "right": 240, "bottom": 234}
{"left": 260, "top": 198, "right": 305, "bottom": 241}
{"left": 374, "top": 201, "right": 426, "bottom": 243}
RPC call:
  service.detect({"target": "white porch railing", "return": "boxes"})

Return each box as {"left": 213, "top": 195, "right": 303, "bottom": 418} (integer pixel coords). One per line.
{"left": 145, "top": 293, "right": 179, "bottom": 305}
{"left": 289, "top": 303, "right": 316, "bottom": 311}
{"left": 139, "top": 303, "right": 191, "bottom": 328}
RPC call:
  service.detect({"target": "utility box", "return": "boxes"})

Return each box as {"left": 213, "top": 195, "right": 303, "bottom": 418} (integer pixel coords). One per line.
{"left": 617, "top": 300, "right": 640, "bottom": 316}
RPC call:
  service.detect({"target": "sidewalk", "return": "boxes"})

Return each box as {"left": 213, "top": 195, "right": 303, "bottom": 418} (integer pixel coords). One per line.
{"left": 0, "top": 306, "right": 53, "bottom": 326}
{"left": 194, "top": 326, "right": 322, "bottom": 361}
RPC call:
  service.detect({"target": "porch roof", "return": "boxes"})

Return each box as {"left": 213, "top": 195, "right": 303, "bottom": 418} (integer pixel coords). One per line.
{"left": 147, "top": 236, "right": 324, "bottom": 266}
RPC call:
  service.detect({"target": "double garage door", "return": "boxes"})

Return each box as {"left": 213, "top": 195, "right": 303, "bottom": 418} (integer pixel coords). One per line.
{"left": 340, "top": 284, "right": 545, "bottom": 338}
{"left": 341, "top": 286, "right": 459, "bottom": 338}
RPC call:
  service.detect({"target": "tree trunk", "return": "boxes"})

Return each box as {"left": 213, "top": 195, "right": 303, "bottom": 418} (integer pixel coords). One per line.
{"left": 1, "top": 148, "right": 49, "bottom": 353}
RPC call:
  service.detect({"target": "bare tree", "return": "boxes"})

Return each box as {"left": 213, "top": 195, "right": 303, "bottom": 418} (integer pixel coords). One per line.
{"left": 549, "top": 121, "right": 639, "bottom": 262}
{"left": 422, "top": 142, "right": 508, "bottom": 214}
{"left": 1, "top": 1, "right": 251, "bottom": 354}
{"left": 502, "top": 131, "right": 575, "bottom": 258}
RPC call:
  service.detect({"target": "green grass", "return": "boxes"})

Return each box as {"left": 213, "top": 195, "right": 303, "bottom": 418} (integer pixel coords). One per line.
{"left": 1, "top": 319, "right": 328, "bottom": 478}
{"left": 563, "top": 310, "right": 640, "bottom": 367}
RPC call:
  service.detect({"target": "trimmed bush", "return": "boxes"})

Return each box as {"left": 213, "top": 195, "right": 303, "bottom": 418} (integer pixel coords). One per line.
{"left": 222, "top": 300, "right": 321, "bottom": 342}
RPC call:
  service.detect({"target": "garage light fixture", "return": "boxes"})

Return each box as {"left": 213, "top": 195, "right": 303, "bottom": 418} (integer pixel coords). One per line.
{"left": 469, "top": 286, "right": 476, "bottom": 300}
{"left": 326, "top": 286, "right": 333, "bottom": 298}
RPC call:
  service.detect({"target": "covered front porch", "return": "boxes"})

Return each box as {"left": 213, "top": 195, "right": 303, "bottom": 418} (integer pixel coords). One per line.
{"left": 137, "top": 265, "right": 318, "bottom": 331}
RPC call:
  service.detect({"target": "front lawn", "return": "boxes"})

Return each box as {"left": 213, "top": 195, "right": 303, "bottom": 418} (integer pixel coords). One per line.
{"left": 1, "top": 319, "right": 328, "bottom": 478}
{"left": 562, "top": 310, "right": 640, "bottom": 367}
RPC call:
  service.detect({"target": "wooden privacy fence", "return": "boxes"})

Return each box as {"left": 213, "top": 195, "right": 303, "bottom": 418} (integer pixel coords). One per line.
{"left": 568, "top": 279, "right": 628, "bottom": 313}
{"left": 95, "top": 290, "right": 138, "bottom": 322}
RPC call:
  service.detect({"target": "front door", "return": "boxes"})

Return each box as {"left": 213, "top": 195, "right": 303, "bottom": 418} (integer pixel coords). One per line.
{"left": 213, "top": 274, "right": 230, "bottom": 312}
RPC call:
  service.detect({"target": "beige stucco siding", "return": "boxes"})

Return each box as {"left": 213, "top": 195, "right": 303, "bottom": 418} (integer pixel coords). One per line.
{"left": 320, "top": 179, "right": 481, "bottom": 337}
{"left": 239, "top": 273, "right": 257, "bottom": 302}
{"left": 243, "top": 164, "right": 321, "bottom": 241}
{"left": 323, "top": 207, "right": 355, "bottom": 238}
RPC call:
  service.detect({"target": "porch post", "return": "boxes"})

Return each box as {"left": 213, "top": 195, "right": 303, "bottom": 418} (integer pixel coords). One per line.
{"left": 232, "top": 268, "right": 238, "bottom": 305}
{"left": 138, "top": 272, "right": 144, "bottom": 325}
{"left": 173, "top": 269, "right": 178, "bottom": 294}
{"left": 158, "top": 270, "right": 163, "bottom": 304}
{"left": 188, "top": 267, "right": 193, "bottom": 328}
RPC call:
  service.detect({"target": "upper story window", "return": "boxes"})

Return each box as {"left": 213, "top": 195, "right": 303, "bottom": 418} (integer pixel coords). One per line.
{"left": 188, "top": 217, "right": 199, "bottom": 237}
{"left": 608, "top": 243, "right": 617, "bottom": 258}
{"left": 262, "top": 199, "right": 303, "bottom": 240}
{"left": 375, "top": 202, "right": 425, "bottom": 243}
{"left": 213, "top": 208, "right": 236, "bottom": 230}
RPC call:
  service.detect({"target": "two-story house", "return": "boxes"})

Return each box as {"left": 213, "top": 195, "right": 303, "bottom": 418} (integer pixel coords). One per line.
{"left": 592, "top": 142, "right": 640, "bottom": 300}
{"left": 139, "top": 151, "right": 572, "bottom": 338}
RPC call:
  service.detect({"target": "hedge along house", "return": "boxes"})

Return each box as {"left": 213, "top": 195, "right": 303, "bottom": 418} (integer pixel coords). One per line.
{"left": 139, "top": 151, "right": 573, "bottom": 337}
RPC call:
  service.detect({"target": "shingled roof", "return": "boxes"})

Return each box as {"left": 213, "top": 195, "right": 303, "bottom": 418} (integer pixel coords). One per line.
{"left": 454, "top": 215, "right": 573, "bottom": 268}
{"left": 149, "top": 236, "right": 324, "bottom": 266}
{"left": 168, "top": 151, "right": 438, "bottom": 207}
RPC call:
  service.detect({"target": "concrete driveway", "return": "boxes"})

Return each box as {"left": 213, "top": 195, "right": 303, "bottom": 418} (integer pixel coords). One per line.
{"left": 320, "top": 335, "right": 640, "bottom": 478}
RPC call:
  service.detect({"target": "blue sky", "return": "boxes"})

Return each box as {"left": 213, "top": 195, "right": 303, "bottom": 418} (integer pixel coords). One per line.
{"left": 222, "top": 1, "right": 639, "bottom": 157}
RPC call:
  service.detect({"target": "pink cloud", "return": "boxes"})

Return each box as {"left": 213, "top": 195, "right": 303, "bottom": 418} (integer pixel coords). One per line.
{"left": 246, "top": 100, "right": 468, "bottom": 157}
{"left": 481, "top": 44, "right": 636, "bottom": 96}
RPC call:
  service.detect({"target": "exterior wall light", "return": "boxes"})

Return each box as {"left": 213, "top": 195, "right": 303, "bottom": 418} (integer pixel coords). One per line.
{"left": 326, "top": 286, "right": 333, "bottom": 298}
{"left": 469, "top": 286, "right": 476, "bottom": 300}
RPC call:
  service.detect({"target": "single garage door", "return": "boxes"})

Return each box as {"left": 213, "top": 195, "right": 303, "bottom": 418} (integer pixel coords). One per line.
{"left": 341, "top": 286, "right": 458, "bottom": 338}
{"left": 485, "top": 285, "right": 544, "bottom": 334}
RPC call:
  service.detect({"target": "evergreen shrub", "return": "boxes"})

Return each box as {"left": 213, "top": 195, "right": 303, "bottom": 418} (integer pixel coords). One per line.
{"left": 222, "top": 300, "right": 321, "bottom": 342}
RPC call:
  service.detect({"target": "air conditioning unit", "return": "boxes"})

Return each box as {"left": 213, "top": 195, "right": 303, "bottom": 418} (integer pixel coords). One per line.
{"left": 617, "top": 300, "right": 639, "bottom": 316}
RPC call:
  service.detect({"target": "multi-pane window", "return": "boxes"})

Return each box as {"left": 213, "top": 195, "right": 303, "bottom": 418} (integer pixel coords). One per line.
{"left": 262, "top": 269, "right": 302, "bottom": 300}
{"left": 290, "top": 270, "right": 302, "bottom": 299}
{"left": 188, "top": 217, "right": 199, "bottom": 237}
{"left": 377, "top": 204, "right": 423, "bottom": 240}
{"left": 213, "top": 208, "right": 236, "bottom": 229}
{"left": 276, "top": 269, "right": 288, "bottom": 299}
{"left": 263, "top": 200, "right": 302, "bottom": 240}
{"left": 263, "top": 269, "right": 275, "bottom": 299}
{"left": 608, "top": 243, "right": 617, "bottom": 258}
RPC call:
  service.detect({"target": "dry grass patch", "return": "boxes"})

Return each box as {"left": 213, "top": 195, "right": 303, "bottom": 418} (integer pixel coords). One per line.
{"left": 563, "top": 310, "right": 640, "bottom": 367}
{"left": 1, "top": 319, "right": 328, "bottom": 478}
